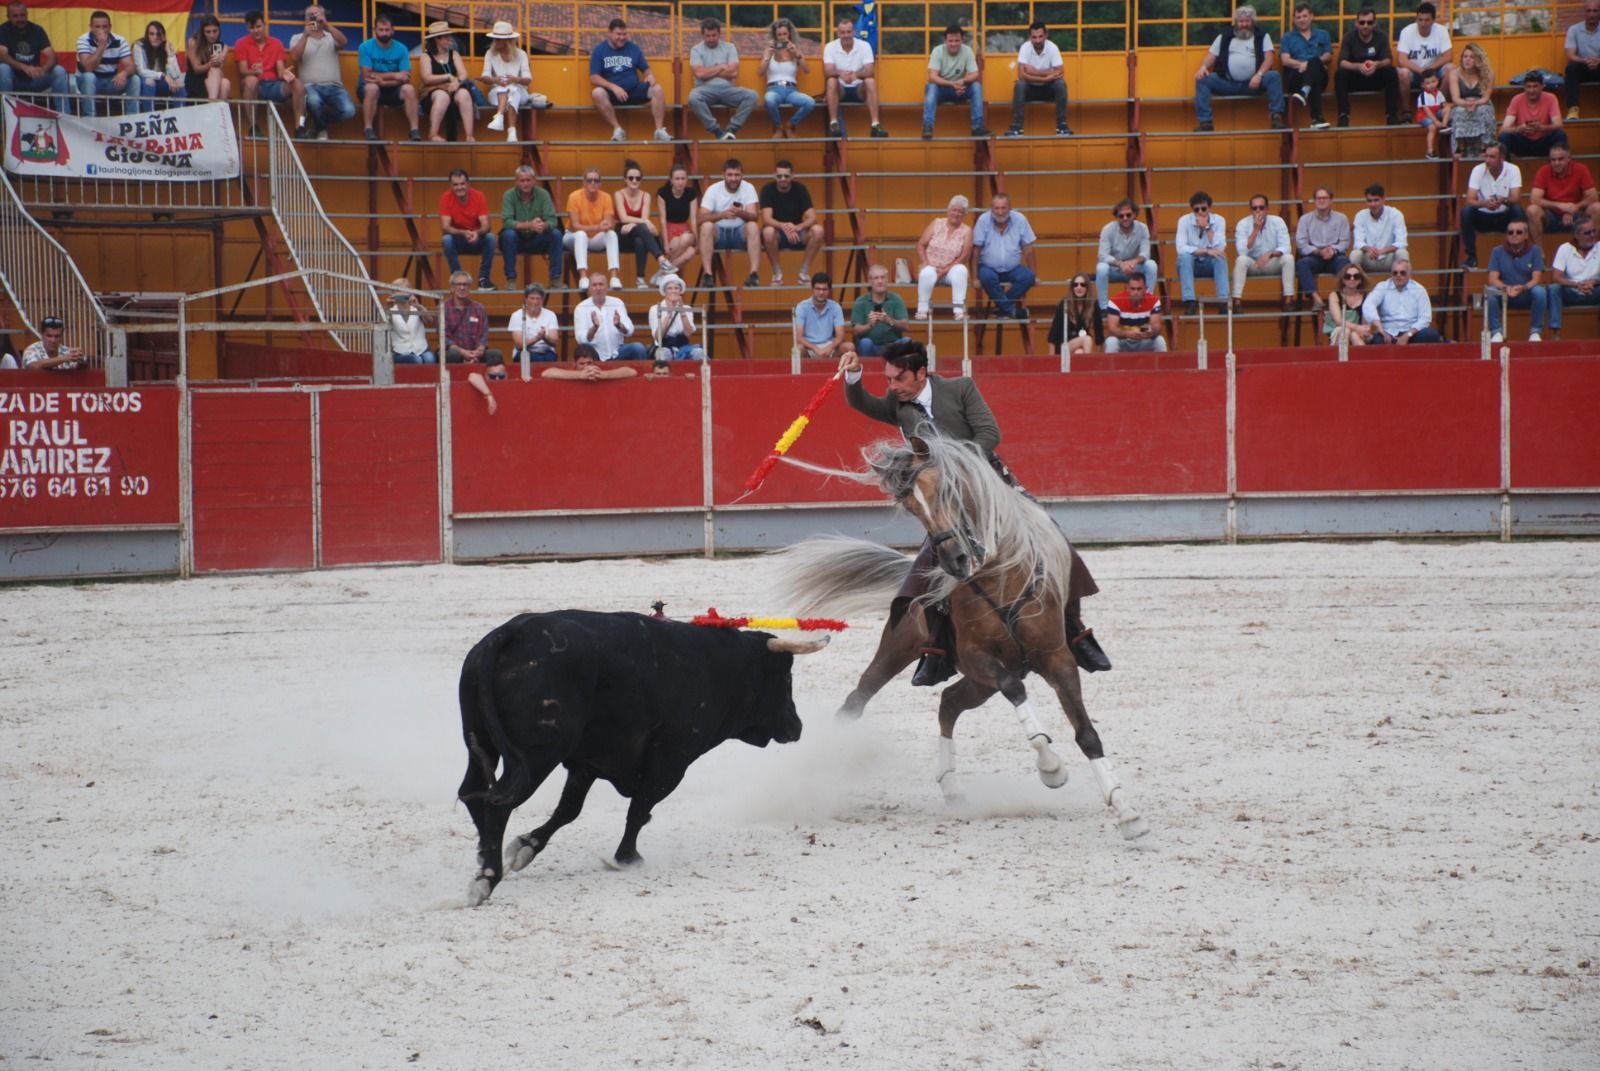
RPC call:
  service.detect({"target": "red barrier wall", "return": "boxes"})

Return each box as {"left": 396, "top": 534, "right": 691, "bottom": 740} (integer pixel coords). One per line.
{"left": 319, "top": 389, "right": 440, "bottom": 565}
{"left": 1509, "top": 356, "right": 1600, "bottom": 489}
{"left": 190, "top": 391, "right": 315, "bottom": 572}
{"left": 710, "top": 376, "right": 886, "bottom": 506}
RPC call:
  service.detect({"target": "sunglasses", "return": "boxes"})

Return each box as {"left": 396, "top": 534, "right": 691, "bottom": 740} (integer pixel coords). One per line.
{"left": 625, "top": 174, "right": 642, "bottom": 182}
{"left": 1116, "top": 212, "right": 1134, "bottom": 220}
{"left": 584, "top": 178, "right": 602, "bottom": 185}
{"left": 1194, "top": 206, "right": 1210, "bottom": 213}
{"left": 1250, "top": 204, "right": 1267, "bottom": 211}
{"left": 1392, "top": 269, "right": 1409, "bottom": 277}
{"left": 1342, "top": 272, "right": 1362, "bottom": 280}
{"left": 1071, "top": 281, "right": 1089, "bottom": 288}
{"left": 1357, "top": 18, "right": 1375, "bottom": 25}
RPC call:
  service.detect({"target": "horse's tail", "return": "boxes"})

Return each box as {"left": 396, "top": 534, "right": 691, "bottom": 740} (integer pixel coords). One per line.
{"left": 769, "top": 535, "right": 911, "bottom": 619}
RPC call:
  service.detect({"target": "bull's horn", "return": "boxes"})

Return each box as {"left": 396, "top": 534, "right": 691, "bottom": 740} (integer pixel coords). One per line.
{"left": 768, "top": 634, "right": 830, "bottom": 655}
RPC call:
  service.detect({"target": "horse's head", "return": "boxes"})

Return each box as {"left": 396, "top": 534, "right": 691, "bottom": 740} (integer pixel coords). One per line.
{"left": 898, "top": 436, "right": 985, "bottom": 581}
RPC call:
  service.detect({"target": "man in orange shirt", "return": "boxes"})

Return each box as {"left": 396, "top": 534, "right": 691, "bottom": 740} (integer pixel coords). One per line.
{"left": 1498, "top": 71, "right": 1567, "bottom": 159}
{"left": 440, "top": 168, "right": 495, "bottom": 290}
{"left": 565, "top": 166, "right": 623, "bottom": 290}
{"left": 1528, "top": 144, "right": 1600, "bottom": 243}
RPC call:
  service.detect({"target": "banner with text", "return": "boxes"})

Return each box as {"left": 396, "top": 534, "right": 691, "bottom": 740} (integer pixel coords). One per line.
{"left": 3, "top": 97, "right": 240, "bottom": 181}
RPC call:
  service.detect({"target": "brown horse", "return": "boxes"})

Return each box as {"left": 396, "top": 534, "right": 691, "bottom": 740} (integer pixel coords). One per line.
{"left": 774, "top": 434, "right": 1149, "bottom": 840}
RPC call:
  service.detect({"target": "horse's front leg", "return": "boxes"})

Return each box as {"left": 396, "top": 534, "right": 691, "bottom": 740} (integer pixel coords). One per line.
{"left": 935, "top": 675, "right": 995, "bottom": 804}
{"left": 1040, "top": 655, "right": 1150, "bottom": 841}
{"left": 838, "top": 609, "right": 925, "bottom": 720}
{"left": 994, "top": 672, "right": 1069, "bottom": 789}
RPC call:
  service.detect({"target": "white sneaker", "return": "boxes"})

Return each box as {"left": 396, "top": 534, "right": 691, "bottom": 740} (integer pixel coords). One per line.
{"left": 609, "top": 275, "right": 623, "bottom": 290}
{"left": 1529, "top": 331, "right": 1542, "bottom": 342}
{"left": 610, "top": 127, "right": 626, "bottom": 142}
{"left": 505, "top": 127, "right": 517, "bottom": 143}
{"left": 952, "top": 305, "right": 966, "bottom": 321}
{"left": 486, "top": 113, "right": 504, "bottom": 132}
{"left": 720, "top": 129, "right": 737, "bottom": 141}
{"left": 1489, "top": 330, "right": 1503, "bottom": 343}
{"left": 653, "top": 127, "right": 672, "bottom": 142}
{"left": 914, "top": 305, "right": 930, "bottom": 320}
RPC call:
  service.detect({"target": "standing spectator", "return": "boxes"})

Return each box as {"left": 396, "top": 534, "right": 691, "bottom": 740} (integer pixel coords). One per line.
{"left": 499, "top": 164, "right": 563, "bottom": 290}
{"left": 1460, "top": 143, "right": 1524, "bottom": 269}
{"left": 649, "top": 276, "right": 705, "bottom": 361}
{"left": 1324, "top": 264, "right": 1375, "bottom": 346}
{"left": 236, "top": 11, "right": 304, "bottom": 135}
{"left": 825, "top": 14, "right": 887, "bottom": 138}
{"left": 1295, "top": 186, "right": 1351, "bottom": 308}
{"left": 420, "top": 22, "right": 482, "bottom": 143}
{"left": 573, "top": 272, "right": 647, "bottom": 361}
{"left": 1564, "top": 0, "right": 1600, "bottom": 119}
{"left": 1280, "top": 3, "right": 1332, "bottom": 130}
{"left": 0, "top": 2, "right": 70, "bottom": 112}
{"left": 1095, "top": 199, "right": 1157, "bottom": 308}
{"left": 1175, "top": 191, "right": 1228, "bottom": 315}
{"left": 183, "top": 15, "right": 230, "bottom": 103}
{"left": 972, "top": 192, "right": 1037, "bottom": 320}
{"left": 1447, "top": 42, "right": 1495, "bottom": 158}
{"left": 914, "top": 195, "right": 973, "bottom": 320}
{"left": 440, "top": 169, "right": 495, "bottom": 291}
{"left": 657, "top": 165, "right": 702, "bottom": 279}
{"left": 358, "top": 14, "right": 419, "bottom": 142}
{"left": 698, "top": 158, "right": 762, "bottom": 289}
{"left": 590, "top": 17, "right": 669, "bottom": 143}
{"left": 923, "top": 23, "right": 989, "bottom": 139}
{"left": 760, "top": 18, "right": 814, "bottom": 138}
{"left": 615, "top": 159, "right": 666, "bottom": 287}
{"left": 1484, "top": 219, "right": 1546, "bottom": 342}
{"left": 1395, "top": 1, "right": 1452, "bottom": 102}
{"left": 386, "top": 281, "right": 436, "bottom": 364}
{"left": 794, "top": 273, "right": 851, "bottom": 360}
{"left": 132, "top": 21, "right": 183, "bottom": 111}
{"left": 1416, "top": 70, "right": 1451, "bottom": 159}
{"left": 20, "top": 315, "right": 86, "bottom": 370}
{"left": 507, "top": 283, "right": 558, "bottom": 363}
{"left": 1231, "top": 194, "right": 1294, "bottom": 310}
{"left": 442, "top": 272, "right": 503, "bottom": 364}
{"left": 687, "top": 18, "right": 756, "bottom": 141}
{"left": 1547, "top": 219, "right": 1600, "bottom": 338}
{"left": 1193, "top": 5, "right": 1286, "bottom": 132}
{"left": 1529, "top": 145, "right": 1600, "bottom": 244}
{"left": 851, "top": 263, "right": 910, "bottom": 356}
{"left": 75, "top": 11, "right": 138, "bottom": 115}
{"left": 1335, "top": 6, "right": 1401, "bottom": 128}
{"left": 566, "top": 167, "right": 623, "bottom": 290}
{"left": 1361, "top": 259, "right": 1443, "bottom": 343}
{"left": 1048, "top": 274, "right": 1104, "bottom": 356}
{"left": 289, "top": 5, "right": 353, "bottom": 140}
{"left": 759, "top": 160, "right": 824, "bottom": 286}
{"left": 1352, "top": 183, "right": 1409, "bottom": 275}
{"left": 1103, "top": 275, "right": 1167, "bottom": 353}
{"left": 1498, "top": 72, "right": 1567, "bottom": 159}
{"left": 480, "top": 22, "right": 530, "bottom": 141}
{"left": 1005, "top": 20, "right": 1071, "bottom": 137}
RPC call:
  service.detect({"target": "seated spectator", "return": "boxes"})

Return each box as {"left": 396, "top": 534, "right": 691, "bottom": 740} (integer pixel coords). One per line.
{"left": 761, "top": 18, "right": 814, "bottom": 138}
{"left": 1564, "top": 0, "right": 1600, "bottom": 119}
{"left": 1448, "top": 42, "right": 1495, "bottom": 158}
{"left": 0, "top": 2, "right": 71, "bottom": 112}
{"left": 851, "top": 263, "right": 910, "bottom": 356}
{"left": 615, "top": 159, "right": 667, "bottom": 288}
{"left": 1095, "top": 199, "right": 1157, "bottom": 308}
{"left": 386, "top": 281, "right": 436, "bottom": 364}
{"left": 1006, "top": 21, "right": 1071, "bottom": 137}
{"left": 567, "top": 167, "right": 623, "bottom": 290}
{"left": 1499, "top": 72, "right": 1567, "bottom": 159}
{"left": 507, "top": 283, "right": 558, "bottom": 363}
{"left": 237, "top": 11, "right": 305, "bottom": 136}
{"left": 1324, "top": 264, "right": 1376, "bottom": 346}
{"left": 20, "top": 315, "right": 86, "bottom": 370}
{"left": 698, "top": 157, "right": 762, "bottom": 289}
{"left": 825, "top": 14, "right": 887, "bottom": 138}
{"left": 1485, "top": 219, "right": 1547, "bottom": 342}
{"left": 542, "top": 343, "right": 638, "bottom": 380}
{"left": 794, "top": 273, "right": 851, "bottom": 360}
{"left": 649, "top": 276, "right": 706, "bottom": 361}
{"left": 358, "top": 14, "right": 419, "bottom": 142}
{"left": 1194, "top": 5, "right": 1285, "bottom": 132}
{"left": 1416, "top": 70, "right": 1451, "bottom": 159}
{"left": 440, "top": 169, "right": 495, "bottom": 291}
{"left": 289, "top": 6, "right": 352, "bottom": 139}
{"left": 657, "top": 165, "right": 702, "bottom": 279}
{"left": 1049, "top": 274, "right": 1104, "bottom": 356}
{"left": 1461, "top": 143, "right": 1524, "bottom": 269}
{"left": 915, "top": 195, "right": 973, "bottom": 320}
{"left": 1362, "top": 259, "right": 1444, "bottom": 343}
{"left": 75, "top": 11, "right": 138, "bottom": 116}
{"left": 420, "top": 22, "right": 482, "bottom": 143}
{"left": 481, "top": 22, "right": 530, "bottom": 141}
{"left": 972, "top": 192, "right": 1036, "bottom": 320}
{"left": 1548, "top": 219, "right": 1600, "bottom": 338}
{"left": 1280, "top": 3, "right": 1332, "bottom": 129}
{"left": 590, "top": 18, "right": 669, "bottom": 143}
{"left": 1104, "top": 275, "right": 1167, "bottom": 352}
{"left": 1176, "top": 190, "right": 1229, "bottom": 314}
{"left": 1529, "top": 145, "right": 1600, "bottom": 243}
{"left": 1295, "top": 186, "right": 1351, "bottom": 308}
{"left": 1352, "top": 183, "right": 1410, "bottom": 274}
{"left": 923, "top": 23, "right": 989, "bottom": 139}
{"left": 688, "top": 18, "right": 757, "bottom": 141}
{"left": 1231, "top": 193, "right": 1294, "bottom": 310}
{"left": 759, "top": 160, "right": 824, "bottom": 285}
{"left": 1335, "top": 7, "right": 1401, "bottom": 127}
{"left": 499, "top": 164, "right": 563, "bottom": 289}
{"left": 442, "top": 272, "right": 503, "bottom": 364}
{"left": 132, "top": 21, "right": 182, "bottom": 112}
{"left": 183, "top": 15, "right": 230, "bottom": 103}
{"left": 573, "top": 272, "right": 647, "bottom": 361}
{"left": 1395, "top": 1, "right": 1452, "bottom": 101}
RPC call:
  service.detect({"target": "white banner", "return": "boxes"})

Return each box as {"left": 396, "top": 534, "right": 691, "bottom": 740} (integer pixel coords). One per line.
{"left": 3, "top": 97, "right": 240, "bottom": 182}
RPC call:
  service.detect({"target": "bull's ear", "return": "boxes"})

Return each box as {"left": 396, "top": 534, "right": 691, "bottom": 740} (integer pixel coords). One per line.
{"left": 767, "top": 634, "right": 830, "bottom": 655}
{"left": 909, "top": 435, "right": 931, "bottom": 460}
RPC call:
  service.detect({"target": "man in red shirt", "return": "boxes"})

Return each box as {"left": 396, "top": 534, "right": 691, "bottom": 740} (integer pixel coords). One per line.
{"left": 235, "top": 10, "right": 305, "bottom": 137}
{"left": 1529, "top": 144, "right": 1600, "bottom": 243}
{"left": 1497, "top": 71, "right": 1567, "bottom": 159}
{"left": 440, "top": 168, "right": 495, "bottom": 290}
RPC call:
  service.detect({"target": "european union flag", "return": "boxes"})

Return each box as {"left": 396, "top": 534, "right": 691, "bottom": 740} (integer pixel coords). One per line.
{"left": 855, "top": 0, "right": 878, "bottom": 53}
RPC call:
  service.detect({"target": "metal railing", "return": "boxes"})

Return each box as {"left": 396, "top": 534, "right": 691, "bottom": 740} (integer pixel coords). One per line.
{"left": 0, "top": 169, "right": 111, "bottom": 363}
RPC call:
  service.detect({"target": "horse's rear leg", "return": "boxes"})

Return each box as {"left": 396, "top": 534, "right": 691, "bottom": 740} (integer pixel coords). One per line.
{"left": 1042, "top": 662, "right": 1150, "bottom": 840}
{"left": 838, "top": 610, "right": 925, "bottom": 720}
{"left": 934, "top": 676, "right": 996, "bottom": 804}
{"left": 994, "top": 674, "right": 1069, "bottom": 790}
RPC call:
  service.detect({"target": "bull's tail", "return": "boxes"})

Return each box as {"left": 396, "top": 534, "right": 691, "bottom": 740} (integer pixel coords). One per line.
{"left": 460, "top": 623, "right": 535, "bottom": 809}
{"left": 769, "top": 535, "right": 912, "bottom": 619}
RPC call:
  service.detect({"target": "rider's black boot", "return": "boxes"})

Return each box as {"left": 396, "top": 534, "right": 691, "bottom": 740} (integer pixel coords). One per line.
{"left": 1067, "top": 615, "right": 1112, "bottom": 673}
{"left": 912, "top": 604, "right": 957, "bottom": 687}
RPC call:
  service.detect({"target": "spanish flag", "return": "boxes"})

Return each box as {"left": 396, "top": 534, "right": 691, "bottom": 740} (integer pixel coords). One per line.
{"left": 25, "top": 0, "right": 192, "bottom": 71}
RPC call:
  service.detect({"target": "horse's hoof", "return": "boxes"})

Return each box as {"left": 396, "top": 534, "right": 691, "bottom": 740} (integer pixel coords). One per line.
{"left": 835, "top": 702, "right": 865, "bottom": 722}
{"left": 1038, "top": 764, "right": 1069, "bottom": 789}
{"left": 604, "top": 852, "right": 643, "bottom": 871}
{"left": 465, "top": 869, "right": 496, "bottom": 907}
{"left": 1118, "top": 814, "right": 1151, "bottom": 841}
{"left": 506, "top": 835, "right": 540, "bottom": 872}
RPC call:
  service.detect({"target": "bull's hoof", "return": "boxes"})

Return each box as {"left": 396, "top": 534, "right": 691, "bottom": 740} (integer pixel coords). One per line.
{"left": 465, "top": 867, "right": 497, "bottom": 907}
{"left": 603, "top": 852, "right": 643, "bottom": 871}
{"left": 1118, "top": 814, "right": 1152, "bottom": 841}
{"left": 506, "top": 834, "right": 543, "bottom": 872}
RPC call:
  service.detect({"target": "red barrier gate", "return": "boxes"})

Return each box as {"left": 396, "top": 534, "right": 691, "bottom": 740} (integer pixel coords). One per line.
{"left": 190, "top": 391, "right": 316, "bottom": 572}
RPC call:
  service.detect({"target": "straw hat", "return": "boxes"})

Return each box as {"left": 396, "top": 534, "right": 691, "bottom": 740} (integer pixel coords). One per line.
{"left": 487, "top": 20, "right": 518, "bottom": 39}
{"left": 423, "top": 21, "right": 453, "bottom": 40}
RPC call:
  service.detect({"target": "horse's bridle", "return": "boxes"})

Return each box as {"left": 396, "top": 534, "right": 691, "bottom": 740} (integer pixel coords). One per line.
{"left": 903, "top": 462, "right": 987, "bottom": 570}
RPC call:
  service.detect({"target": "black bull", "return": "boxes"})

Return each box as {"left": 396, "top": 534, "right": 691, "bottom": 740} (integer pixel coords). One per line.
{"left": 457, "top": 610, "right": 827, "bottom": 906}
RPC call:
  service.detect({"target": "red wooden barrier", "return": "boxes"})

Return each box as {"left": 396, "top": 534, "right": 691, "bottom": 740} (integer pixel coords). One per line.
{"left": 710, "top": 375, "right": 885, "bottom": 506}
{"left": 1509, "top": 356, "right": 1600, "bottom": 489}
{"left": 190, "top": 391, "right": 315, "bottom": 572}
{"left": 319, "top": 389, "right": 440, "bottom": 566}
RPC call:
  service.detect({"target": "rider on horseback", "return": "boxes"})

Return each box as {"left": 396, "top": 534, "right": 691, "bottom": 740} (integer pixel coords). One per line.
{"left": 838, "top": 340, "right": 1112, "bottom": 686}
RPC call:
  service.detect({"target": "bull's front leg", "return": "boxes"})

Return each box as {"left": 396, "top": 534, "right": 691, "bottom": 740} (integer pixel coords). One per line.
{"left": 609, "top": 761, "right": 688, "bottom": 869}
